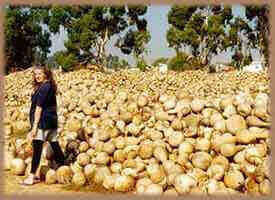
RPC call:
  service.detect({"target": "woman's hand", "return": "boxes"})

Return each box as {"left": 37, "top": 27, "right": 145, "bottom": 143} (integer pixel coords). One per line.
{"left": 27, "top": 128, "right": 37, "bottom": 142}
{"left": 30, "top": 128, "right": 38, "bottom": 139}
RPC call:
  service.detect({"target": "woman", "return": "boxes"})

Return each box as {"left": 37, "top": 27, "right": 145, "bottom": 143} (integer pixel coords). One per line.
{"left": 22, "top": 66, "right": 65, "bottom": 185}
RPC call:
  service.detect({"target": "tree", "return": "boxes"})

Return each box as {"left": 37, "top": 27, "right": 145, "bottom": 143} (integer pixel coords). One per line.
{"left": 245, "top": 5, "right": 270, "bottom": 67}
{"left": 115, "top": 6, "right": 151, "bottom": 61}
{"left": 48, "top": 5, "right": 150, "bottom": 70}
{"left": 167, "top": 5, "right": 233, "bottom": 66}
{"left": 168, "top": 51, "right": 204, "bottom": 71}
{"left": 4, "top": 5, "right": 51, "bottom": 73}
{"left": 202, "top": 6, "right": 233, "bottom": 64}
{"left": 225, "top": 5, "right": 270, "bottom": 68}
{"left": 166, "top": 5, "right": 197, "bottom": 55}
{"left": 105, "top": 54, "right": 129, "bottom": 70}
{"left": 226, "top": 16, "right": 253, "bottom": 68}
{"left": 54, "top": 51, "right": 77, "bottom": 71}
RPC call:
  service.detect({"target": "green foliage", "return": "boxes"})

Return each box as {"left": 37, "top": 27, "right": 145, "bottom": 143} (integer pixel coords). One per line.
{"left": 166, "top": 27, "right": 184, "bottom": 53}
{"left": 48, "top": 5, "right": 128, "bottom": 64}
{"left": 120, "top": 59, "right": 129, "bottom": 68}
{"left": 227, "top": 17, "right": 252, "bottom": 53}
{"left": 33, "top": 51, "right": 46, "bottom": 66}
{"left": 116, "top": 5, "right": 151, "bottom": 59}
{"left": 167, "top": 5, "right": 200, "bottom": 54}
{"left": 233, "top": 52, "right": 253, "bottom": 69}
{"left": 168, "top": 53, "right": 188, "bottom": 71}
{"left": 4, "top": 5, "right": 51, "bottom": 73}
{"left": 231, "top": 51, "right": 244, "bottom": 69}
{"left": 45, "top": 55, "right": 58, "bottom": 69}
{"left": 49, "top": 5, "right": 150, "bottom": 68}
{"left": 106, "top": 55, "right": 129, "bottom": 70}
{"left": 245, "top": 5, "right": 270, "bottom": 66}
{"left": 118, "top": 29, "right": 151, "bottom": 58}
{"left": 189, "top": 56, "right": 205, "bottom": 69}
{"left": 167, "top": 5, "right": 233, "bottom": 64}
{"left": 54, "top": 51, "right": 77, "bottom": 71}
{"left": 152, "top": 57, "right": 169, "bottom": 66}
{"left": 168, "top": 52, "right": 204, "bottom": 71}
{"left": 136, "top": 58, "right": 147, "bottom": 72}
{"left": 243, "top": 54, "right": 253, "bottom": 67}
{"left": 167, "top": 4, "right": 269, "bottom": 68}
{"left": 227, "top": 5, "right": 270, "bottom": 68}
{"left": 168, "top": 6, "right": 197, "bottom": 30}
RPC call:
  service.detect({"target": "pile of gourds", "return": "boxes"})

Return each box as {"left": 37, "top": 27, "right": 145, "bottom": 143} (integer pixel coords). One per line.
{"left": 3, "top": 66, "right": 271, "bottom": 196}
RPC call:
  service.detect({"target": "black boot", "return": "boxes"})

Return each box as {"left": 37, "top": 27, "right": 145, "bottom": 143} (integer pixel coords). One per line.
{"left": 31, "top": 140, "right": 44, "bottom": 174}
{"left": 50, "top": 141, "right": 65, "bottom": 167}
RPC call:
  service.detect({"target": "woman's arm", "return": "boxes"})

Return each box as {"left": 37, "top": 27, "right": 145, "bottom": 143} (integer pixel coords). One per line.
{"left": 31, "top": 106, "right": 43, "bottom": 136}
{"left": 30, "top": 83, "right": 50, "bottom": 139}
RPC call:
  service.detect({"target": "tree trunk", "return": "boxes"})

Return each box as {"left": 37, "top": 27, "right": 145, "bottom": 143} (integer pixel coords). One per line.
{"left": 200, "top": 37, "right": 208, "bottom": 64}
{"left": 259, "top": 36, "right": 267, "bottom": 67}
{"left": 201, "top": 46, "right": 210, "bottom": 65}
{"left": 175, "top": 48, "right": 180, "bottom": 56}
{"left": 98, "top": 29, "right": 109, "bottom": 61}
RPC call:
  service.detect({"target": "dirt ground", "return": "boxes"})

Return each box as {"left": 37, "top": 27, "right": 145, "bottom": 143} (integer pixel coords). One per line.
{"left": 2, "top": 170, "right": 80, "bottom": 195}
{"left": 1, "top": 133, "right": 122, "bottom": 196}
{"left": 1, "top": 169, "right": 116, "bottom": 196}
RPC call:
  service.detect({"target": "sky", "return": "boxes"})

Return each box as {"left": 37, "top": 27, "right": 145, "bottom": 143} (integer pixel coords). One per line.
{"left": 49, "top": 4, "right": 260, "bottom": 66}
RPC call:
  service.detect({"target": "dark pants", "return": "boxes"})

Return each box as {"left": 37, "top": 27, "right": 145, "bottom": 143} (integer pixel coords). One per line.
{"left": 30, "top": 140, "right": 65, "bottom": 174}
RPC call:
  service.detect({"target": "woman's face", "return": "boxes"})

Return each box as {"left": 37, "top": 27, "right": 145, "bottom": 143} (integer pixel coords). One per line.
{"left": 34, "top": 69, "right": 47, "bottom": 83}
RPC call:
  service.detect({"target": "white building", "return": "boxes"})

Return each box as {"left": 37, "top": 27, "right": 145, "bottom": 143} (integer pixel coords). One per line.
{"left": 243, "top": 61, "right": 264, "bottom": 73}
{"left": 158, "top": 63, "right": 168, "bottom": 73}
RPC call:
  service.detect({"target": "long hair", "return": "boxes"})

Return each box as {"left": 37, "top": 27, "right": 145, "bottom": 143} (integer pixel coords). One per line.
{"left": 32, "top": 66, "right": 57, "bottom": 93}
